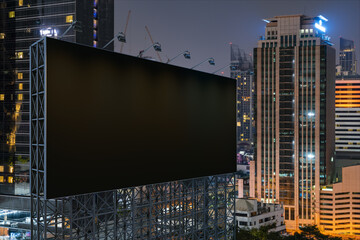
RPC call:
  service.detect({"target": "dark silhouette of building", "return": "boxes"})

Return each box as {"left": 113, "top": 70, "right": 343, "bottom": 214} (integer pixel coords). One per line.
{"left": 339, "top": 37, "right": 357, "bottom": 76}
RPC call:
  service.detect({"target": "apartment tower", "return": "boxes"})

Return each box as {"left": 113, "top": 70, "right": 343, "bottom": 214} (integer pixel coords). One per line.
{"left": 254, "top": 15, "right": 335, "bottom": 230}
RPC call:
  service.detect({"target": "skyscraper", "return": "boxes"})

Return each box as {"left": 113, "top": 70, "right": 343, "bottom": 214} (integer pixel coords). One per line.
{"left": 254, "top": 15, "right": 335, "bottom": 230}
{"left": 339, "top": 37, "right": 357, "bottom": 76}
{"left": 0, "top": 0, "right": 113, "bottom": 237}
{"left": 230, "top": 44, "right": 254, "bottom": 151}
{"left": 0, "top": 0, "right": 114, "bottom": 196}
{"left": 334, "top": 75, "right": 360, "bottom": 179}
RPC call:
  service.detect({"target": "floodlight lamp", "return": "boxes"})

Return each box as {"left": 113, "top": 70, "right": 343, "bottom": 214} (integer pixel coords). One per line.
{"left": 153, "top": 42, "right": 161, "bottom": 52}
{"left": 208, "top": 58, "right": 215, "bottom": 65}
{"left": 183, "top": 51, "right": 191, "bottom": 59}
{"left": 117, "top": 32, "right": 126, "bottom": 43}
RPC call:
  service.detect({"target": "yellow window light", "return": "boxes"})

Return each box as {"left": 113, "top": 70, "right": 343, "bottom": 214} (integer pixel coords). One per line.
{"left": 8, "top": 176, "right": 13, "bottom": 183}
{"left": 66, "top": 15, "right": 73, "bottom": 23}
{"left": 9, "top": 11, "right": 15, "bottom": 18}
{"left": 9, "top": 166, "right": 14, "bottom": 173}
{"left": 19, "top": 0, "right": 23, "bottom": 6}
{"left": 0, "top": 33, "right": 5, "bottom": 39}
{"left": 17, "top": 72, "right": 23, "bottom": 79}
{"left": 0, "top": 166, "right": 4, "bottom": 172}
{"left": 19, "top": 83, "right": 23, "bottom": 90}
{"left": 18, "top": 94, "right": 23, "bottom": 101}
{"left": 0, "top": 94, "right": 4, "bottom": 101}
{"left": 17, "top": 52, "right": 23, "bottom": 59}
{"left": 0, "top": 176, "right": 3, "bottom": 183}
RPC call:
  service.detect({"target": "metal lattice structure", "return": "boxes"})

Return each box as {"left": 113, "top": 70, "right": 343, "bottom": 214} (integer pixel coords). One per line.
{"left": 30, "top": 38, "right": 236, "bottom": 240}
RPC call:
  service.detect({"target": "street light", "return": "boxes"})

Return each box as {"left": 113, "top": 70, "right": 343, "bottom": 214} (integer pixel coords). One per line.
{"left": 103, "top": 32, "right": 126, "bottom": 49}
{"left": 59, "top": 20, "right": 82, "bottom": 40}
{"left": 191, "top": 57, "right": 215, "bottom": 70}
{"left": 167, "top": 50, "right": 191, "bottom": 63}
{"left": 138, "top": 42, "right": 162, "bottom": 58}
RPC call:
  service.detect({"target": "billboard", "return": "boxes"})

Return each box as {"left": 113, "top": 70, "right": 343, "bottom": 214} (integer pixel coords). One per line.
{"left": 44, "top": 38, "right": 236, "bottom": 198}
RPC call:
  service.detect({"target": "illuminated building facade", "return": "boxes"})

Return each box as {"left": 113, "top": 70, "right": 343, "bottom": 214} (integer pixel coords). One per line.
{"left": 319, "top": 164, "right": 360, "bottom": 237}
{"left": 334, "top": 76, "right": 360, "bottom": 179}
{"left": 0, "top": 0, "right": 113, "bottom": 238}
{"left": 254, "top": 15, "right": 335, "bottom": 230}
{"left": 339, "top": 37, "right": 357, "bottom": 76}
{"left": 0, "top": 0, "right": 113, "bottom": 196}
{"left": 230, "top": 44, "right": 254, "bottom": 150}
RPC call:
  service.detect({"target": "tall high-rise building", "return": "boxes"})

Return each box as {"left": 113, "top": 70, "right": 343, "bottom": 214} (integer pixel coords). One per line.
{"left": 0, "top": 0, "right": 114, "bottom": 196}
{"left": 230, "top": 44, "right": 254, "bottom": 151}
{"left": 334, "top": 75, "right": 360, "bottom": 180}
{"left": 254, "top": 15, "right": 335, "bottom": 230}
{"left": 339, "top": 37, "right": 357, "bottom": 76}
{"left": 0, "top": 1, "right": 113, "bottom": 237}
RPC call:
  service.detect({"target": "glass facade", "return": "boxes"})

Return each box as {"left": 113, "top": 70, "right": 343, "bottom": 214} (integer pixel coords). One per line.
{"left": 255, "top": 15, "right": 335, "bottom": 229}
{"left": 0, "top": 0, "right": 113, "bottom": 196}
{"left": 230, "top": 44, "right": 254, "bottom": 151}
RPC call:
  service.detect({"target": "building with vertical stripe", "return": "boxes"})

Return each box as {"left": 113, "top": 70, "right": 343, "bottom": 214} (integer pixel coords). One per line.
{"left": 334, "top": 76, "right": 360, "bottom": 180}
{"left": 254, "top": 14, "right": 335, "bottom": 230}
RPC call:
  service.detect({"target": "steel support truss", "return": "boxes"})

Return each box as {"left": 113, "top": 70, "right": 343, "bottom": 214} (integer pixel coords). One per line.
{"left": 30, "top": 38, "right": 236, "bottom": 240}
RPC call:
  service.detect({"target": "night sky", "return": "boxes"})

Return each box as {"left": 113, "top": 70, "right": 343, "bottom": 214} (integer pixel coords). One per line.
{"left": 114, "top": 0, "right": 360, "bottom": 77}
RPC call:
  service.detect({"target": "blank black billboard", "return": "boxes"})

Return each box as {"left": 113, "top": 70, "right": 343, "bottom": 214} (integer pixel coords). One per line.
{"left": 45, "top": 37, "right": 236, "bottom": 198}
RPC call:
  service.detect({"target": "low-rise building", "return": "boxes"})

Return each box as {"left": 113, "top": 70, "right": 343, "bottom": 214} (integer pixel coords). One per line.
{"left": 319, "top": 164, "right": 360, "bottom": 237}
{"left": 235, "top": 198, "right": 285, "bottom": 233}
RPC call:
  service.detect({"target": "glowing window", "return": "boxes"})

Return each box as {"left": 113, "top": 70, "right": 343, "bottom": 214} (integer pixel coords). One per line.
{"left": 310, "top": 29, "right": 313, "bottom": 33}
{"left": 300, "top": 29, "right": 304, "bottom": 33}
{"left": 0, "top": 33, "right": 5, "bottom": 39}
{"left": 19, "top": 83, "right": 23, "bottom": 90}
{"left": 8, "top": 176, "right": 13, "bottom": 183}
{"left": 17, "top": 72, "right": 23, "bottom": 79}
{"left": 0, "top": 176, "right": 3, "bottom": 183}
{"left": 9, "top": 166, "right": 14, "bottom": 173}
{"left": 305, "top": 29, "right": 309, "bottom": 33}
{"left": 93, "top": 20, "right": 97, "bottom": 28}
{"left": 18, "top": 94, "right": 23, "bottom": 101}
{"left": 0, "top": 166, "right": 3, "bottom": 172}
{"left": 16, "top": 52, "right": 23, "bottom": 59}
{"left": 93, "top": 41, "right": 97, "bottom": 47}
{"left": 0, "top": 94, "right": 4, "bottom": 101}
{"left": 66, "top": 15, "right": 73, "bottom": 23}
{"left": 19, "top": 0, "right": 23, "bottom": 6}
{"left": 9, "top": 11, "right": 15, "bottom": 18}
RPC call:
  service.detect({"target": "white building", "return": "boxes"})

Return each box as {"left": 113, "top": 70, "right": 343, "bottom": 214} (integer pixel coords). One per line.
{"left": 235, "top": 198, "right": 285, "bottom": 233}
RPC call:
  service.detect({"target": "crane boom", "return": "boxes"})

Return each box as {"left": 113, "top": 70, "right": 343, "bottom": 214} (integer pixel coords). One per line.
{"left": 120, "top": 10, "right": 131, "bottom": 53}
{"left": 145, "top": 25, "right": 162, "bottom": 62}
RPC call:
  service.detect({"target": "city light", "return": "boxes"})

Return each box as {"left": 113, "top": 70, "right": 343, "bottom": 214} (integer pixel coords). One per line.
{"left": 40, "top": 28, "right": 58, "bottom": 37}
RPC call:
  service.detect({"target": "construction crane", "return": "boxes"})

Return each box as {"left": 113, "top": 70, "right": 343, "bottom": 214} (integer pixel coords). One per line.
{"left": 120, "top": 10, "right": 131, "bottom": 53}
{"left": 145, "top": 26, "right": 162, "bottom": 63}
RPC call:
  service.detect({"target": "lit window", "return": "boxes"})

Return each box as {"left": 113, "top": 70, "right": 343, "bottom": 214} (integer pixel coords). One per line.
{"left": 0, "top": 166, "right": 3, "bottom": 172}
{"left": 9, "top": 11, "right": 15, "bottom": 18}
{"left": 9, "top": 166, "right": 14, "bottom": 173}
{"left": 305, "top": 29, "right": 309, "bottom": 33}
{"left": 18, "top": 94, "right": 23, "bottom": 101}
{"left": 8, "top": 176, "right": 13, "bottom": 183}
{"left": 93, "top": 20, "right": 98, "bottom": 28}
{"left": 0, "top": 94, "right": 4, "bottom": 101}
{"left": 310, "top": 29, "right": 313, "bottom": 33}
{"left": 19, "top": 0, "right": 23, "bottom": 6}
{"left": 300, "top": 29, "right": 304, "bottom": 33}
{"left": 17, "top": 72, "right": 23, "bottom": 79}
{"left": 93, "top": 41, "right": 97, "bottom": 47}
{"left": 0, "top": 176, "right": 3, "bottom": 183}
{"left": 66, "top": 15, "right": 73, "bottom": 23}
{"left": 0, "top": 33, "right": 5, "bottom": 39}
{"left": 19, "top": 83, "right": 23, "bottom": 90}
{"left": 16, "top": 52, "right": 23, "bottom": 59}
